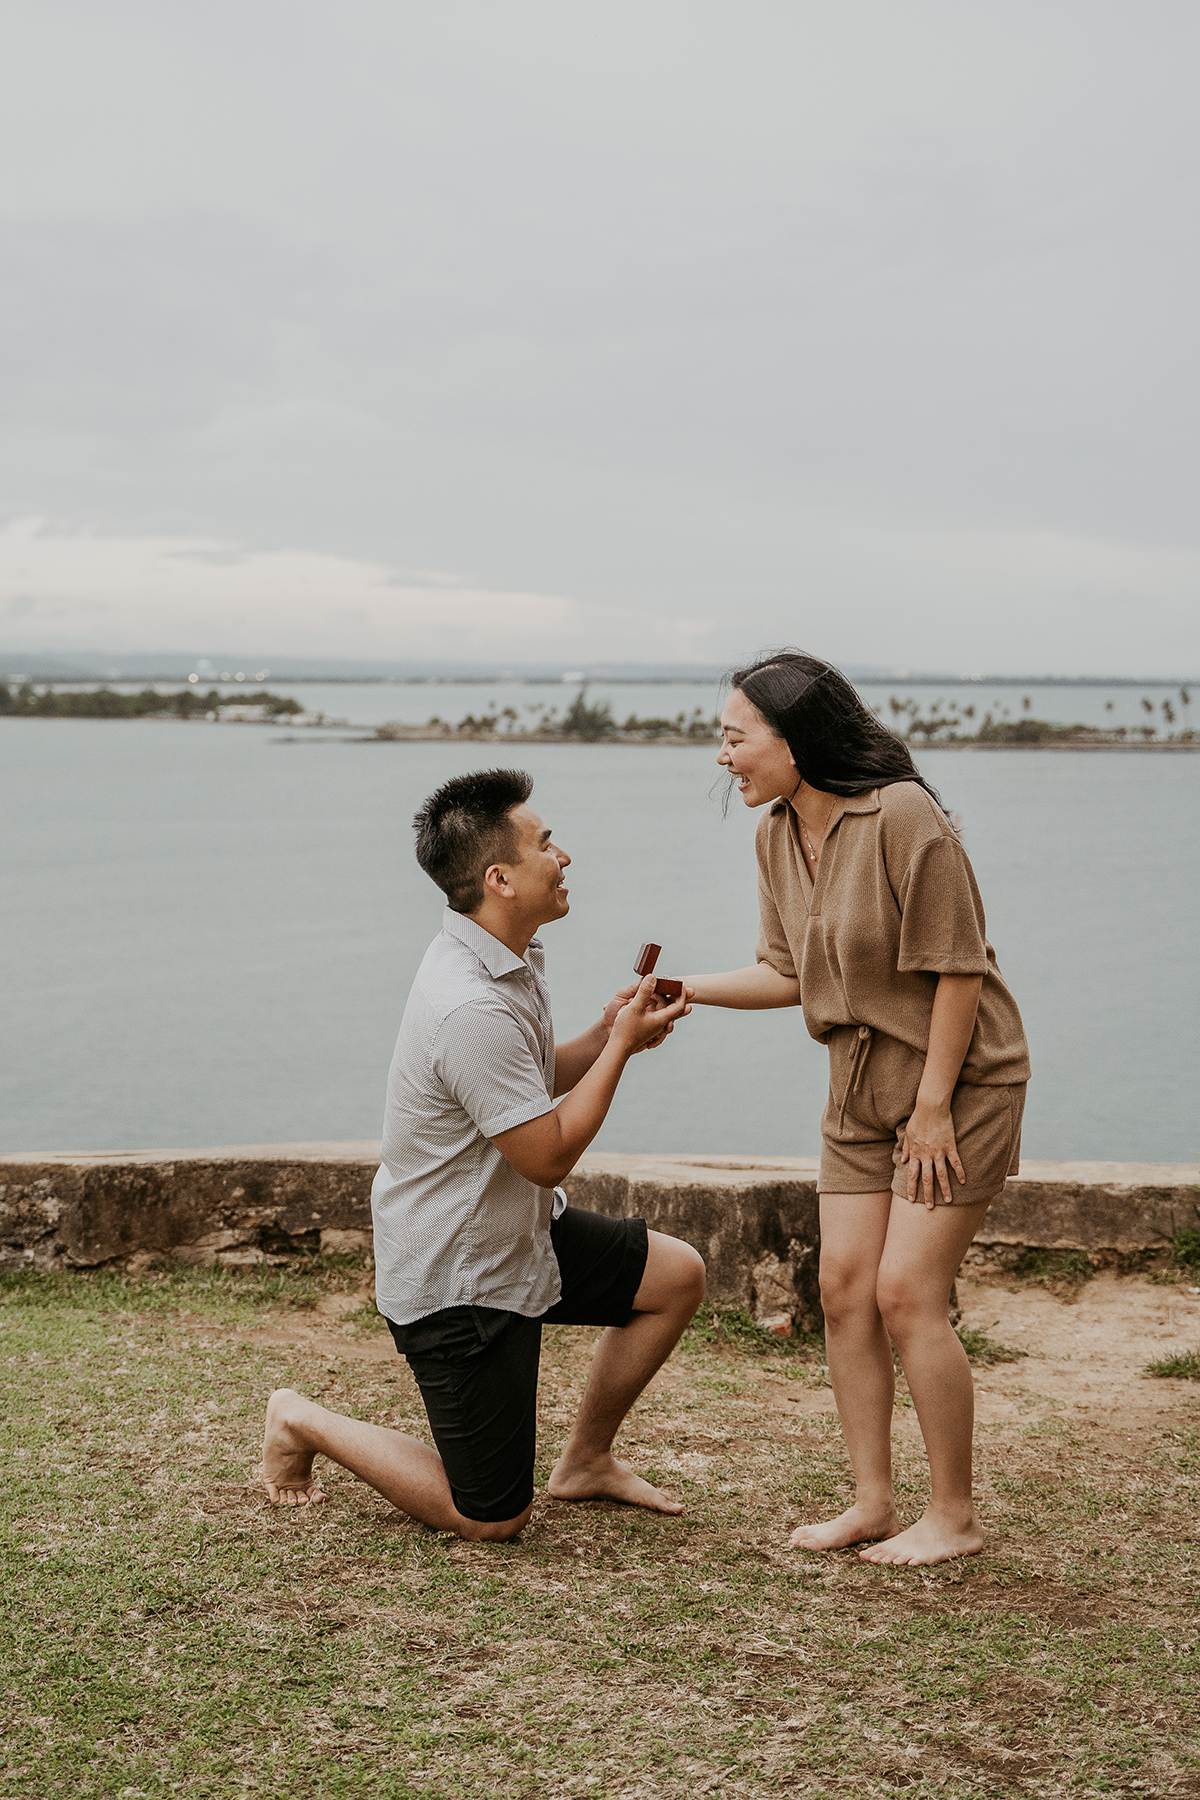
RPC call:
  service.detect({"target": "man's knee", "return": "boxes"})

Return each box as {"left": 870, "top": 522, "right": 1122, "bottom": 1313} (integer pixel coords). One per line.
{"left": 638, "top": 1232, "right": 706, "bottom": 1315}
{"left": 456, "top": 1501, "right": 533, "bottom": 1543}
{"left": 661, "top": 1237, "right": 706, "bottom": 1314}
{"left": 674, "top": 1240, "right": 707, "bottom": 1309}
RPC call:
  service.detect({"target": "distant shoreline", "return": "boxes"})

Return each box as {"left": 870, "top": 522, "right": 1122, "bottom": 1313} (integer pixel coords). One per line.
{"left": 5, "top": 668, "right": 1199, "bottom": 688}
{"left": 5, "top": 680, "right": 1196, "bottom": 750}
{"left": 282, "top": 729, "right": 1200, "bottom": 752}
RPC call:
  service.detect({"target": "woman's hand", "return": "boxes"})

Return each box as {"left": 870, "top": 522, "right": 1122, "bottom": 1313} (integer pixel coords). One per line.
{"left": 901, "top": 972, "right": 981, "bottom": 1207}
{"left": 900, "top": 1099, "right": 966, "bottom": 1210}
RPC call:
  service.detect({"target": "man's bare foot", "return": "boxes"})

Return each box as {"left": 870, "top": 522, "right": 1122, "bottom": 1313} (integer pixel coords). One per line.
{"left": 858, "top": 1513, "right": 983, "bottom": 1566}
{"left": 547, "top": 1452, "right": 683, "bottom": 1515}
{"left": 262, "top": 1388, "right": 326, "bottom": 1506}
{"left": 788, "top": 1501, "right": 901, "bottom": 1552}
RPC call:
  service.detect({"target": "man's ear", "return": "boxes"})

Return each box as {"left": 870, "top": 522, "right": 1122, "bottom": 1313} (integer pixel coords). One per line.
{"left": 482, "top": 862, "right": 513, "bottom": 898}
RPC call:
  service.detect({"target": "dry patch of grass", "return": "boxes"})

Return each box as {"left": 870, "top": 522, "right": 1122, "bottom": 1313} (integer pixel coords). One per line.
{"left": 2, "top": 1261, "right": 1199, "bottom": 1798}
{"left": 1147, "top": 1348, "right": 1200, "bottom": 1381}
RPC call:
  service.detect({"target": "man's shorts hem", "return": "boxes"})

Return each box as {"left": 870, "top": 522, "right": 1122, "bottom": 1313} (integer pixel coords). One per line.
{"left": 541, "top": 1208, "right": 648, "bottom": 1328}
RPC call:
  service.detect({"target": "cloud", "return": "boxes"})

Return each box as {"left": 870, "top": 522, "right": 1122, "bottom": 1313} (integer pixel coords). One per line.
{"left": 0, "top": 517, "right": 718, "bottom": 662}
{"left": 2, "top": 510, "right": 1196, "bottom": 674}
{"left": 0, "top": 4, "right": 1196, "bottom": 673}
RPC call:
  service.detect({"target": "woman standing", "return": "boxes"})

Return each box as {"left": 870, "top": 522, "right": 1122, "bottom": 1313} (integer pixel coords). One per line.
{"left": 686, "top": 652, "right": 1029, "bottom": 1566}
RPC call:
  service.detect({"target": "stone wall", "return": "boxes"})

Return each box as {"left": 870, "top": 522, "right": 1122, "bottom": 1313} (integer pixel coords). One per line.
{"left": 564, "top": 1153, "right": 1200, "bottom": 1332}
{"left": 0, "top": 1143, "right": 380, "bottom": 1274}
{"left": 3, "top": 1145, "right": 1196, "bottom": 1332}
{"left": 562, "top": 1156, "right": 824, "bottom": 1332}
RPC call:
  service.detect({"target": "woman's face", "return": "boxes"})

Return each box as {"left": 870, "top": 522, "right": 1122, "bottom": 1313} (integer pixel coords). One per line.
{"left": 718, "top": 689, "right": 798, "bottom": 808}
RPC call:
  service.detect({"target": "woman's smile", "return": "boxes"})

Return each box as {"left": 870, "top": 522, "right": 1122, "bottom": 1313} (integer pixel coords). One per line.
{"left": 717, "top": 688, "right": 799, "bottom": 807}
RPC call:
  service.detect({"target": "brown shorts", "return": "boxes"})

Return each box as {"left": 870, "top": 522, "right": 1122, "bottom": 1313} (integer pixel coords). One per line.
{"left": 818, "top": 1024, "right": 1025, "bottom": 1207}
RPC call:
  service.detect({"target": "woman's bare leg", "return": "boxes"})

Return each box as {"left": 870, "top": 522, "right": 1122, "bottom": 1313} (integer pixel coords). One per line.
{"left": 789, "top": 1192, "right": 900, "bottom": 1551}
{"left": 261, "top": 1390, "right": 532, "bottom": 1542}
{"left": 860, "top": 1197, "right": 990, "bottom": 1566}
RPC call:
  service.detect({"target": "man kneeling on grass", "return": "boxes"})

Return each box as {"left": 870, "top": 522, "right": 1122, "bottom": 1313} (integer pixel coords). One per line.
{"left": 262, "top": 768, "right": 706, "bottom": 1539}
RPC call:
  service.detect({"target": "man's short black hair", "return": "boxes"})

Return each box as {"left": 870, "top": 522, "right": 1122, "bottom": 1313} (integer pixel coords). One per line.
{"left": 413, "top": 768, "right": 535, "bottom": 914}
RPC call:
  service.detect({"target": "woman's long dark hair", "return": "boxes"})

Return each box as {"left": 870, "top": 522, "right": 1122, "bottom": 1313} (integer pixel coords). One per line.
{"left": 727, "top": 649, "right": 949, "bottom": 814}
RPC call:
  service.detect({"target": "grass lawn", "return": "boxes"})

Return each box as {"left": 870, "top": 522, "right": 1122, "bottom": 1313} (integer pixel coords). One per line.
{"left": 2, "top": 1260, "right": 1198, "bottom": 1799}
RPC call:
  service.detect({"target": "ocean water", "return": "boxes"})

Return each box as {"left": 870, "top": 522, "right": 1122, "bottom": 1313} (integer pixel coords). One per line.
{"left": 1, "top": 717, "right": 1197, "bottom": 1163}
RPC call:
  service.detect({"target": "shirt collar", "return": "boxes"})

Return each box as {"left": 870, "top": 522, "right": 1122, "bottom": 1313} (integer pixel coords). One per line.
{"left": 770, "top": 788, "right": 881, "bottom": 819}
{"left": 442, "top": 907, "right": 539, "bottom": 979}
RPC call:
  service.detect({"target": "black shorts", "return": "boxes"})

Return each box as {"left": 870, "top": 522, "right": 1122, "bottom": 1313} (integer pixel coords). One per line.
{"left": 385, "top": 1206, "right": 649, "bottom": 1524}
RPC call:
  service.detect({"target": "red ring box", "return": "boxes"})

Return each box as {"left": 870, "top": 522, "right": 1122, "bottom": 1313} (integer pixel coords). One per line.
{"left": 634, "top": 942, "right": 683, "bottom": 1001}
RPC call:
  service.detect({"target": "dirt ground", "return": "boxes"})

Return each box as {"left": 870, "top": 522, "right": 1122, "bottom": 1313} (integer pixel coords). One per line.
{"left": 209, "top": 1265, "right": 1200, "bottom": 1457}
{"left": 959, "top": 1269, "right": 1200, "bottom": 1435}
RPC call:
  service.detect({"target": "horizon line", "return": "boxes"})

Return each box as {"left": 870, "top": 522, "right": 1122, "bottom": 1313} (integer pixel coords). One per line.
{"left": 1, "top": 653, "right": 1197, "bottom": 688}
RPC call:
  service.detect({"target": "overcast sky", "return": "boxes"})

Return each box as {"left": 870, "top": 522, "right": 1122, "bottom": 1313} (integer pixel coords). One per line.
{"left": 1, "top": 1, "right": 1197, "bottom": 673}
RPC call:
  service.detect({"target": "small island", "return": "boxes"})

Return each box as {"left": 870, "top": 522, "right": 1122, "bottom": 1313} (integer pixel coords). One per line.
{"left": 366, "top": 686, "right": 1199, "bottom": 749}
{"left": 370, "top": 690, "right": 722, "bottom": 745}
{"left": 0, "top": 683, "right": 304, "bottom": 720}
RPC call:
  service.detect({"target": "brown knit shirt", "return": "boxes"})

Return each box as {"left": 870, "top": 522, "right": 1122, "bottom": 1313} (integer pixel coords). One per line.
{"left": 754, "top": 782, "right": 1030, "bottom": 1087}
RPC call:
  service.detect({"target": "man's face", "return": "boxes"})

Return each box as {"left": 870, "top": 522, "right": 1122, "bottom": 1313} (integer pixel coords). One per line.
{"left": 499, "top": 803, "right": 572, "bottom": 926}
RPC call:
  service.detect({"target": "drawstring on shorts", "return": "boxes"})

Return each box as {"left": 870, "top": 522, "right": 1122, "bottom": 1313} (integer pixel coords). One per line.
{"left": 837, "top": 1024, "right": 874, "bottom": 1131}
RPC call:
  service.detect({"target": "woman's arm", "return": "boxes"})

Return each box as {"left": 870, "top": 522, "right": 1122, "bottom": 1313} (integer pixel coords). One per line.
{"left": 900, "top": 972, "right": 983, "bottom": 1209}
{"left": 684, "top": 964, "right": 800, "bottom": 1009}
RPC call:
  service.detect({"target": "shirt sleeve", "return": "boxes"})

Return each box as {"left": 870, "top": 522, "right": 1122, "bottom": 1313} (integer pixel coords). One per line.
{"left": 755, "top": 869, "right": 798, "bottom": 982}
{"left": 431, "top": 999, "right": 556, "bottom": 1139}
{"left": 895, "top": 835, "right": 990, "bottom": 976}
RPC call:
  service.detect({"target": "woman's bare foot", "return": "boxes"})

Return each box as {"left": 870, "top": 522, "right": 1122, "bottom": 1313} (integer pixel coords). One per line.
{"left": 858, "top": 1512, "right": 983, "bottom": 1566}
{"left": 262, "top": 1388, "right": 326, "bottom": 1506}
{"left": 788, "top": 1501, "right": 901, "bottom": 1551}
{"left": 547, "top": 1451, "right": 683, "bottom": 1515}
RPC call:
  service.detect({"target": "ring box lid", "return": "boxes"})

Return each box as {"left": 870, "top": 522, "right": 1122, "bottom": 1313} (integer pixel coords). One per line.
{"left": 633, "top": 941, "right": 681, "bottom": 1000}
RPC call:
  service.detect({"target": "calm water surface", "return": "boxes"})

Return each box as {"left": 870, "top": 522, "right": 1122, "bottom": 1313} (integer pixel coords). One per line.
{"left": 1, "top": 719, "right": 1197, "bottom": 1161}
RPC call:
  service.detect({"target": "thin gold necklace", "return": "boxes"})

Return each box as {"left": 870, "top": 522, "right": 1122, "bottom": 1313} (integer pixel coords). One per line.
{"left": 797, "top": 794, "right": 835, "bottom": 862}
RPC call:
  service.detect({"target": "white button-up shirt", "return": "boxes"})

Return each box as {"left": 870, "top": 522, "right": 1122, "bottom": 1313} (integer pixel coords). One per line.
{"left": 372, "top": 909, "right": 563, "bottom": 1325}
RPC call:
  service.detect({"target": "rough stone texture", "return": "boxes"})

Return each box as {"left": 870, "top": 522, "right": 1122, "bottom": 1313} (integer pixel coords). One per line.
{"left": 564, "top": 1155, "right": 1199, "bottom": 1322}
{"left": 0, "top": 1143, "right": 379, "bottom": 1272}
{"left": 977, "top": 1160, "right": 1200, "bottom": 1254}
{"left": 562, "top": 1155, "right": 823, "bottom": 1330}
{"left": 3, "top": 1148, "right": 1197, "bottom": 1317}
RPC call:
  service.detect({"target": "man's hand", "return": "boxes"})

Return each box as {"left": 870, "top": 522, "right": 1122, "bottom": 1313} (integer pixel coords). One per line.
{"left": 554, "top": 980, "right": 685, "bottom": 1096}
{"left": 599, "top": 984, "right": 639, "bottom": 1033}
{"left": 494, "top": 976, "right": 693, "bottom": 1187}
{"left": 600, "top": 980, "right": 683, "bottom": 1052}
{"left": 608, "top": 974, "right": 691, "bottom": 1055}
